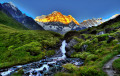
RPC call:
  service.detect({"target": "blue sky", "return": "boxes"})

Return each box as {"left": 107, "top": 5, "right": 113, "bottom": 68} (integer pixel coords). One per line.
{"left": 0, "top": 0, "right": 120, "bottom": 22}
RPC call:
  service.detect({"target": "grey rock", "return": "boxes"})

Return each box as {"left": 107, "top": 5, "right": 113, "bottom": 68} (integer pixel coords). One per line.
{"left": 66, "top": 39, "right": 78, "bottom": 57}
{"left": 117, "top": 55, "right": 120, "bottom": 57}
{"left": 66, "top": 39, "right": 78, "bottom": 50}
{"left": 81, "top": 44, "right": 88, "bottom": 51}
{"left": 104, "top": 66, "right": 111, "bottom": 69}
{"left": 66, "top": 50, "right": 76, "bottom": 57}
{"left": 96, "top": 31, "right": 105, "bottom": 35}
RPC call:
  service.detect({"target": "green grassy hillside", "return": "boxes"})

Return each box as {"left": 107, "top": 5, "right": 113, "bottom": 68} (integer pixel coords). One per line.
{"left": 0, "top": 12, "right": 63, "bottom": 68}
{"left": 0, "top": 11, "right": 27, "bottom": 30}
{"left": 0, "top": 24, "right": 63, "bottom": 68}
{"left": 57, "top": 16, "right": 120, "bottom": 76}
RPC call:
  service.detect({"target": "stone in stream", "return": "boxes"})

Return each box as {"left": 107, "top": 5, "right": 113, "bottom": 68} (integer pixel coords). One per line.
{"left": 24, "top": 72, "right": 30, "bottom": 76}
{"left": 32, "top": 70, "right": 37, "bottom": 75}
{"left": 43, "top": 67, "right": 47, "bottom": 71}
{"left": 60, "top": 60, "right": 67, "bottom": 64}
{"left": 37, "top": 63, "right": 43, "bottom": 68}
{"left": 39, "top": 71, "right": 43, "bottom": 74}
{"left": 113, "top": 71, "right": 117, "bottom": 74}
{"left": 48, "top": 64, "right": 54, "bottom": 67}
{"left": 0, "top": 69, "right": 8, "bottom": 72}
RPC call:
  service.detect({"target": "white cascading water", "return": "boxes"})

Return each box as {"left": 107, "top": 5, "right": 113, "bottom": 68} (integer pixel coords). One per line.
{"left": 0, "top": 40, "right": 67, "bottom": 76}
{"left": 29, "top": 40, "right": 67, "bottom": 76}
{"left": 0, "top": 66, "right": 22, "bottom": 76}
{"left": 29, "top": 64, "right": 49, "bottom": 76}
{"left": 60, "top": 40, "right": 67, "bottom": 59}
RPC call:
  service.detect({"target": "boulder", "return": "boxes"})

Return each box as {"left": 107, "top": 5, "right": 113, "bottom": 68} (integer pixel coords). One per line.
{"left": 105, "top": 28, "right": 114, "bottom": 33}
{"left": 65, "top": 39, "right": 78, "bottom": 57}
{"left": 66, "top": 39, "right": 78, "bottom": 51}
{"left": 65, "top": 50, "right": 76, "bottom": 57}
{"left": 96, "top": 31, "right": 105, "bottom": 35}
{"left": 91, "top": 30, "right": 97, "bottom": 34}
{"left": 81, "top": 44, "right": 88, "bottom": 52}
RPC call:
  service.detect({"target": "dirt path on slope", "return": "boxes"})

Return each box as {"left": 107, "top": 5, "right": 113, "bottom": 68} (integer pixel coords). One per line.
{"left": 103, "top": 55, "right": 120, "bottom": 76}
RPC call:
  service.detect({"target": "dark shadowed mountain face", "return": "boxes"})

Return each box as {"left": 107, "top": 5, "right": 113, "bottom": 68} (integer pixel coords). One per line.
{"left": 0, "top": 3, "right": 44, "bottom": 30}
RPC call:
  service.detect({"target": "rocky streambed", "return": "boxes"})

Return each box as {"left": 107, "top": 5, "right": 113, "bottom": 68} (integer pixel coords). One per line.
{"left": 0, "top": 40, "right": 84, "bottom": 76}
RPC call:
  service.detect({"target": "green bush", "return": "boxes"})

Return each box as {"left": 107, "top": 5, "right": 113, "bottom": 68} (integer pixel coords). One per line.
{"left": 62, "top": 63, "right": 79, "bottom": 72}
{"left": 71, "top": 52, "right": 98, "bottom": 62}
{"left": 79, "top": 66, "right": 105, "bottom": 76}
{"left": 113, "top": 58, "right": 120, "bottom": 72}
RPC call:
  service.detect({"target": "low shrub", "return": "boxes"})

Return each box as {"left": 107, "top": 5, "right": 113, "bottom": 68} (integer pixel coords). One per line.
{"left": 113, "top": 58, "right": 120, "bottom": 72}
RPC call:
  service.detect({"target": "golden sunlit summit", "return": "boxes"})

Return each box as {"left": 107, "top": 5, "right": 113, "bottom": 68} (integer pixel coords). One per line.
{"left": 34, "top": 11, "right": 80, "bottom": 25}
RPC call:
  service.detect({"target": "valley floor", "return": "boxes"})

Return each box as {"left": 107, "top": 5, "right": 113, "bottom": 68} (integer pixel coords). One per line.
{"left": 1, "top": 9, "right": 120, "bottom": 76}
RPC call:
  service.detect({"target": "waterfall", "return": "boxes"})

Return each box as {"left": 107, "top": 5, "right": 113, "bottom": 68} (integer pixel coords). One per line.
{"left": 60, "top": 40, "right": 67, "bottom": 59}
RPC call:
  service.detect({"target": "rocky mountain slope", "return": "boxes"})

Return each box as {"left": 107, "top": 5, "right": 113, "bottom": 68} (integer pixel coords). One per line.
{"left": 0, "top": 2, "right": 44, "bottom": 30}
{"left": 60, "top": 13, "right": 120, "bottom": 76}
{"left": 0, "top": 10, "right": 27, "bottom": 30}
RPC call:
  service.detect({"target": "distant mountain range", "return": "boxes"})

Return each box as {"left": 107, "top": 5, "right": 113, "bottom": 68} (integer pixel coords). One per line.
{"left": 0, "top": 2, "right": 119, "bottom": 34}
{"left": 34, "top": 11, "right": 105, "bottom": 34}
{"left": 35, "top": 11, "right": 120, "bottom": 34}
{"left": 0, "top": 2, "right": 44, "bottom": 30}
{"left": 79, "top": 18, "right": 104, "bottom": 28}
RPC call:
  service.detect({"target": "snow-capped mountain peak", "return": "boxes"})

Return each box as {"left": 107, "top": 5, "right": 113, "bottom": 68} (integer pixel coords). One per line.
{"left": 79, "top": 18, "right": 104, "bottom": 28}
{"left": 9, "top": 2, "right": 16, "bottom": 7}
{"left": 110, "top": 14, "right": 120, "bottom": 19}
{"left": 35, "top": 11, "right": 80, "bottom": 25}
{"left": 3, "top": 2, "right": 17, "bottom": 11}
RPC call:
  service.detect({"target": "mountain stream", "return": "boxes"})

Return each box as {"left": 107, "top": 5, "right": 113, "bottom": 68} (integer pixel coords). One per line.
{"left": 0, "top": 40, "right": 83, "bottom": 76}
